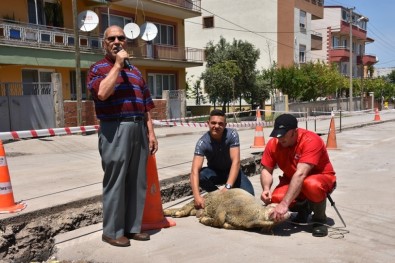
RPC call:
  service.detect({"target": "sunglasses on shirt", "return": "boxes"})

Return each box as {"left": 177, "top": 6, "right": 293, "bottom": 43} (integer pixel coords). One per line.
{"left": 105, "top": 35, "right": 126, "bottom": 42}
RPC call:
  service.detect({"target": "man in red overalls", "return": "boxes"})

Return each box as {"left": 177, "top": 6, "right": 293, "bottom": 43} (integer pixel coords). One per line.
{"left": 260, "top": 114, "right": 336, "bottom": 237}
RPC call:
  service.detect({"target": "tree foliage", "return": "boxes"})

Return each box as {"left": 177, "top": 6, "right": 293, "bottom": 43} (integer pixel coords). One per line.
{"left": 200, "top": 36, "right": 394, "bottom": 109}
{"left": 273, "top": 62, "right": 344, "bottom": 101}
{"left": 202, "top": 36, "right": 262, "bottom": 111}
{"left": 201, "top": 60, "right": 239, "bottom": 112}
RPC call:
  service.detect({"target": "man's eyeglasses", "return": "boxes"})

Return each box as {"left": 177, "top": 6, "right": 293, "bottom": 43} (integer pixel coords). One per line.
{"left": 105, "top": 35, "right": 126, "bottom": 42}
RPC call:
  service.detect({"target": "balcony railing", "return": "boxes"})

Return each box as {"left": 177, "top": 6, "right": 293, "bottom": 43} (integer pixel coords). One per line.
{"left": 357, "top": 54, "right": 378, "bottom": 66}
{"left": 128, "top": 43, "right": 204, "bottom": 62}
{"left": 328, "top": 47, "right": 351, "bottom": 62}
{"left": 0, "top": 20, "right": 102, "bottom": 53}
{"left": 0, "top": 82, "right": 52, "bottom": 96}
{"left": 0, "top": 20, "right": 204, "bottom": 64}
{"left": 158, "top": 0, "right": 201, "bottom": 12}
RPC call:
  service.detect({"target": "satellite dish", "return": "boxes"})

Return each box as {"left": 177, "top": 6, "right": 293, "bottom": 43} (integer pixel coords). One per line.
{"left": 124, "top": 23, "right": 140, "bottom": 40}
{"left": 77, "top": 10, "right": 99, "bottom": 32}
{"left": 139, "top": 22, "right": 158, "bottom": 42}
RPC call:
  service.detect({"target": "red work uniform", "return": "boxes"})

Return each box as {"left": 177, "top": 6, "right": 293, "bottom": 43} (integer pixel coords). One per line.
{"left": 261, "top": 128, "right": 336, "bottom": 204}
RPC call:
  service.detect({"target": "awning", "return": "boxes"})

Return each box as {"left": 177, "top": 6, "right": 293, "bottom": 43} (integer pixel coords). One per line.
{"left": 0, "top": 46, "right": 102, "bottom": 69}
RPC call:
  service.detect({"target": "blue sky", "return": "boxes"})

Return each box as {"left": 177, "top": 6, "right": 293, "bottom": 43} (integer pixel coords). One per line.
{"left": 325, "top": 0, "right": 395, "bottom": 68}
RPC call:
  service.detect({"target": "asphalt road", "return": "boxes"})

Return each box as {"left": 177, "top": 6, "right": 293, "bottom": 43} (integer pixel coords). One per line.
{"left": 50, "top": 120, "right": 395, "bottom": 263}
{"left": 2, "top": 112, "right": 395, "bottom": 262}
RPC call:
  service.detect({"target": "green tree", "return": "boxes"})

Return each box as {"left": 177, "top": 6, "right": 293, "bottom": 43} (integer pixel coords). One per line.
{"left": 272, "top": 62, "right": 345, "bottom": 101}
{"left": 202, "top": 36, "right": 260, "bottom": 110}
{"left": 387, "top": 70, "right": 395, "bottom": 84}
{"left": 299, "top": 61, "right": 343, "bottom": 101}
{"left": 274, "top": 65, "right": 306, "bottom": 101}
{"left": 201, "top": 60, "right": 240, "bottom": 112}
{"left": 228, "top": 39, "right": 260, "bottom": 108}
{"left": 369, "top": 77, "right": 395, "bottom": 105}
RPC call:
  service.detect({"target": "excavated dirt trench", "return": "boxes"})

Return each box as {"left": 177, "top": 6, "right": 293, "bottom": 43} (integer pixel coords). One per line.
{"left": 0, "top": 157, "right": 260, "bottom": 262}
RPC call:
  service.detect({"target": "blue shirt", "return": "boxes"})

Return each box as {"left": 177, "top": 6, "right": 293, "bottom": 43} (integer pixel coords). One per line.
{"left": 194, "top": 128, "right": 240, "bottom": 172}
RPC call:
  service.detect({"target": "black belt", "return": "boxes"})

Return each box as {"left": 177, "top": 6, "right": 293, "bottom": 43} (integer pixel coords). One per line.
{"left": 101, "top": 116, "right": 145, "bottom": 122}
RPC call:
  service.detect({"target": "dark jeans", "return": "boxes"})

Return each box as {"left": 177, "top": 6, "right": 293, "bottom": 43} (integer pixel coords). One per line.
{"left": 199, "top": 167, "right": 255, "bottom": 196}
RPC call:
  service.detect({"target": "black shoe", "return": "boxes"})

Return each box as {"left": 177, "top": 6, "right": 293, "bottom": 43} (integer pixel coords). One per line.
{"left": 312, "top": 223, "right": 328, "bottom": 237}
{"left": 291, "top": 211, "right": 310, "bottom": 224}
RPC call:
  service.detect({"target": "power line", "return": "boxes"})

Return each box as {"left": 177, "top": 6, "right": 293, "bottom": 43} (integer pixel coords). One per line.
{"left": 325, "top": 0, "right": 395, "bottom": 67}
{"left": 186, "top": 5, "right": 333, "bottom": 61}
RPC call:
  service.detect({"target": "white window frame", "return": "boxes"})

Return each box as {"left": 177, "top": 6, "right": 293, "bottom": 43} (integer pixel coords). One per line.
{"left": 299, "top": 45, "right": 306, "bottom": 63}
{"left": 299, "top": 10, "right": 307, "bottom": 33}
{"left": 147, "top": 73, "right": 176, "bottom": 99}
{"left": 332, "top": 36, "right": 339, "bottom": 48}
{"left": 101, "top": 14, "right": 132, "bottom": 34}
{"left": 153, "top": 22, "right": 175, "bottom": 46}
{"left": 22, "top": 68, "right": 54, "bottom": 95}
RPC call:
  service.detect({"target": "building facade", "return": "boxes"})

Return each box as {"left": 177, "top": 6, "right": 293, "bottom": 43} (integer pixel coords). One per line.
{"left": 311, "top": 5, "right": 378, "bottom": 78}
{"left": 184, "top": 0, "right": 324, "bottom": 105}
{"left": 0, "top": 0, "right": 203, "bottom": 131}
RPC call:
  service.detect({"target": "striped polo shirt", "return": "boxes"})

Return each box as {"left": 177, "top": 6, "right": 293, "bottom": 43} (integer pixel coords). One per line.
{"left": 87, "top": 55, "right": 155, "bottom": 120}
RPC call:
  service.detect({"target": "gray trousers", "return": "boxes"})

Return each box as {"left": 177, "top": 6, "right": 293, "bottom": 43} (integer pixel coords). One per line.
{"left": 99, "top": 120, "right": 148, "bottom": 239}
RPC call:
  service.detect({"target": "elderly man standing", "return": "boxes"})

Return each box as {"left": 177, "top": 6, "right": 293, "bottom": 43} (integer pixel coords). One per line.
{"left": 260, "top": 114, "right": 336, "bottom": 237}
{"left": 87, "top": 25, "right": 158, "bottom": 247}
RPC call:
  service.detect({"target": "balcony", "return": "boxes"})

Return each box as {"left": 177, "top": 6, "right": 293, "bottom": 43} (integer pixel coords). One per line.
{"left": 0, "top": 20, "right": 204, "bottom": 67}
{"left": 357, "top": 54, "right": 378, "bottom": 66}
{"left": 156, "top": 0, "right": 201, "bottom": 12}
{"left": 0, "top": 21, "right": 102, "bottom": 53}
{"left": 84, "top": 0, "right": 201, "bottom": 19}
{"left": 297, "top": 0, "right": 324, "bottom": 19}
{"left": 328, "top": 47, "right": 350, "bottom": 62}
{"left": 339, "top": 20, "right": 367, "bottom": 40}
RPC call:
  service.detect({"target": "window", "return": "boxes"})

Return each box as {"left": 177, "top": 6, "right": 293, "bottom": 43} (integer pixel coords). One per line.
{"left": 22, "top": 69, "right": 53, "bottom": 95}
{"left": 28, "top": 0, "right": 44, "bottom": 24}
{"left": 299, "top": 10, "right": 306, "bottom": 33}
{"left": 203, "top": 16, "right": 214, "bottom": 29}
{"left": 342, "top": 39, "right": 347, "bottom": 49}
{"left": 153, "top": 23, "right": 175, "bottom": 45}
{"left": 341, "top": 63, "right": 348, "bottom": 75}
{"left": 357, "top": 44, "right": 363, "bottom": 55}
{"left": 28, "top": 0, "right": 63, "bottom": 27}
{"left": 332, "top": 36, "right": 339, "bottom": 48}
{"left": 299, "top": 45, "right": 306, "bottom": 63}
{"left": 147, "top": 73, "right": 176, "bottom": 99}
{"left": 101, "top": 14, "right": 132, "bottom": 34}
{"left": 70, "top": 70, "right": 88, "bottom": 100}
{"left": 342, "top": 9, "right": 350, "bottom": 22}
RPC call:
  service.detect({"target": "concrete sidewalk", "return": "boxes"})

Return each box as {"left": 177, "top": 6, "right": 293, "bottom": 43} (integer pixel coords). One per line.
{"left": 1, "top": 119, "right": 395, "bottom": 262}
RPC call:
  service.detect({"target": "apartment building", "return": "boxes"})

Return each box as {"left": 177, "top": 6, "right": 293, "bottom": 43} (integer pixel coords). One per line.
{"left": 185, "top": 0, "right": 324, "bottom": 89}
{"left": 0, "top": 0, "right": 203, "bottom": 131}
{"left": 311, "top": 5, "right": 378, "bottom": 78}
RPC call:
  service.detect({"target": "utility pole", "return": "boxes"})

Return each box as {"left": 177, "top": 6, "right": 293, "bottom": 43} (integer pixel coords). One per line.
{"left": 349, "top": 7, "right": 355, "bottom": 111}
{"left": 72, "top": 0, "right": 82, "bottom": 126}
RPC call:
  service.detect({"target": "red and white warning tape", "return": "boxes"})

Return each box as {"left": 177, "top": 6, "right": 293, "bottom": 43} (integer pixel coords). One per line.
{"left": 0, "top": 114, "right": 334, "bottom": 141}
{"left": 0, "top": 125, "right": 99, "bottom": 141}
{"left": 152, "top": 120, "right": 274, "bottom": 128}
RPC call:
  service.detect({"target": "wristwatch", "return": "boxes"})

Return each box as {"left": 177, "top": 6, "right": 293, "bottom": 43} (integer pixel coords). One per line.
{"left": 225, "top": 184, "right": 232, "bottom": 189}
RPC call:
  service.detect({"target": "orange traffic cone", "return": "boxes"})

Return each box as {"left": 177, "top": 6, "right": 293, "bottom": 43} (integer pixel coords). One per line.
{"left": 141, "top": 154, "right": 176, "bottom": 231}
{"left": 0, "top": 140, "right": 27, "bottom": 213}
{"left": 251, "top": 125, "right": 265, "bottom": 148}
{"left": 326, "top": 117, "right": 338, "bottom": 150}
{"left": 373, "top": 108, "right": 381, "bottom": 121}
{"left": 256, "top": 107, "right": 262, "bottom": 122}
